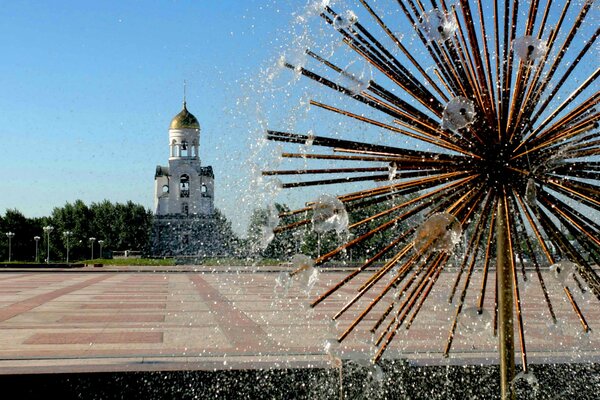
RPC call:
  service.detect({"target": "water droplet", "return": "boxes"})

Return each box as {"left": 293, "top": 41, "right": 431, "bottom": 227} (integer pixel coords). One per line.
{"left": 312, "top": 195, "right": 349, "bottom": 233}
{"left": 324, "top": 338, "right": 341, "bottom": 357}
{"left": 549, "top": 260, "right": 577, "bottom": 283}
{"left": 369, "top": 363, "right": 384, "bottom": 382}
{"left": 442, "top": 96, "right": 476, "bottom": 132}
{"left": 339, "top": 61, "right": 371, "bottom": 94}
{"left": 388, "top": 162, "right": 398, "bottom": 180}
{"left": 305, "top": 130, "right": 315, "bottom": 146}
{"left": 413, "top": 212, "right": 462, "bottom": 253}
{"left": 525, "top": 179, "right": 537, "bottom": 207}
{"left": 419, "top": 9, "right": 457, "bottom": 42}
{"left": 460, "top": 306, "right": 492, "bottom": 333}
{"left": 513, "top": 36, "right": 547, "bottom": 62}
{"left": 511, "top": 371, "right": 539, "bottom": 395}
{"left": 274, "top": 271, "right": 292, "bottom": 297}
{"left": 290, "top": 253, "right": 319, "bottom": 293}
{"left": 333, "top": 10, "right": 358, "bottom": 30}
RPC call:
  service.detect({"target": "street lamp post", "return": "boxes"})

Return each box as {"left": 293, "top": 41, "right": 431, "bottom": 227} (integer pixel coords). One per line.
{"left": 89, "top": 237, "right": 96, "bottom": 260}
{"left": 42, "top": 226, "right": 54, "bottom": 264}
{"left": 97, "top": 240, "right": 104, "bottom": 260}
{"left": 5, "top": 232, "right": 15, "bottom": 262}
{"left": 34, "top": 236, "right": 41, "bottom": 263}
{"left": 63, "top": 231, "right": 73, "bottom": 263}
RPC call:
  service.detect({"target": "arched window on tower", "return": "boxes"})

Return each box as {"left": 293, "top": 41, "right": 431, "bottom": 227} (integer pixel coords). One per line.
{"left": 201, "top": 184, "right": 209, "bottom": 197}
{"left": 179, "top": 175, "right": 190, "bottom": 198}
{"left": 181, "top": 140, "right": 189, "bottom": 157}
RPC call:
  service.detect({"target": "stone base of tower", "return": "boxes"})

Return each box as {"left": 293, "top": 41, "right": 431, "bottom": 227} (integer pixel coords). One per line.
{"left": 150, "top": 215, "right": 235, "bottom": 260}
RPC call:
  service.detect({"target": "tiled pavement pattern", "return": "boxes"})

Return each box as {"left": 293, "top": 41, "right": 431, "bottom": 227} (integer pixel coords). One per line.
{"left": 0, "top": 266, "right": 597, "bottom": 374}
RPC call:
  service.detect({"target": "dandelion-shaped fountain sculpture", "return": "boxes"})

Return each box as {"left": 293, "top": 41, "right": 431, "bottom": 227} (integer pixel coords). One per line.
{"left": 263, "top": 1, "right": 599, "bottom": 398}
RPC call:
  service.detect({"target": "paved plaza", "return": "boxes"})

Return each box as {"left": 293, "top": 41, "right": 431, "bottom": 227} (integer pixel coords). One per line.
{"left": 0, "top": 265, "right": 598, "bottom": 375}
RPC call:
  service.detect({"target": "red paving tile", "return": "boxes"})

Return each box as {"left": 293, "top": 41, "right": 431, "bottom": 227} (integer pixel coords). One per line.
{"left": 24, "top": 332, "right": 163, "bottom": 344}
{"left": 81, "top": 303, "right": 166, "bottom": 309}
{"left": 188, "top": 274, "right": 278, "bottom": 351}
{"left": 59, "top": 315, "right": 165, "bottom": 323}
{"left": 0, "top": 274, "right": 114, "bottom": 322}
{"left": 0, "top": 267, "right": 596, "bottom": 375}
{"left": 92, "top": 295, "right": 167, "bottom": 300}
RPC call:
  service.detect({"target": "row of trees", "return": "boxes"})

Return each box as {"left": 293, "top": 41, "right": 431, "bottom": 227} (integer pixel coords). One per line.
{"left": 0, "top": 200, "right": 153, "bottom": 262}
{"left": 2, "top": 196, "right": 413, "bottom": 263}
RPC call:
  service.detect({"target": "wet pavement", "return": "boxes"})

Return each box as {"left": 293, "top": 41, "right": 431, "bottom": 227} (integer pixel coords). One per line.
{"left": 0, "top": 265, "right": 598, "bottom": 375}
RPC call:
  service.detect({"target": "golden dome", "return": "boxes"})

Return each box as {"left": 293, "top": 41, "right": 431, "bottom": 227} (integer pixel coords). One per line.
{"left": 169, "top": 102, "right": 200, "bottom": 130}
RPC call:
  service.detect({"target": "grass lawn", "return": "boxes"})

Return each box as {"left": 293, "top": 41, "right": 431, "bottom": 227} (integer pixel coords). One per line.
{"left": 83, "top": 258, "right": 175, "bottom": 266}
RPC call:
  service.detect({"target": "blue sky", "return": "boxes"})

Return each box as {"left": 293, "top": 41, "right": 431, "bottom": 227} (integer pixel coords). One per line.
{"left": 0, "top": 0, "right": 304, "bottom": 235}
{"left": 1, "top": 0, "right": 597, "bottom": 237}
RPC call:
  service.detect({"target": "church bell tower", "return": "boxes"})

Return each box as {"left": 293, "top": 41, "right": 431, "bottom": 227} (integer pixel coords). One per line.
{"left": 154, "top": 100, "right": 214, "bottom": 216}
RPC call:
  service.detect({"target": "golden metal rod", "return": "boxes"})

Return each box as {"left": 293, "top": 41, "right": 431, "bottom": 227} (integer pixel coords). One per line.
{"left": 527, "top": 0, "right": 593, "bottom": 118}
{"left": 506, "top": 57, "right": 533, "bottom": 139}
{"left": 311, "top": 178, "right": 464, "bottom": 267}
{"left": 564, "top": 286, "right": 590, "bottom": 332}
{"left": 507, "top": 199, "right": 528, "bottom": 373}
{"left": 564, "top": 148, "right": 600, "bottom": 158}
{"left": 493, "top": 0, "right": 502, "bottom": 142}
{"left": 478, "top": 198, "right": 498, "bottom": 311}
{"left": 513, "top": 192, "right": 555, "bottom": 264}
{"left": 281, "top": 152, "right": 402, "bottom": 163}
{"left": 457, "top": 0, "right": 495, "bottom": 126}
{"left": 373, "top": 251, "right": 445, "bottom": 362}
{"left": 513, "top": 27, "right": 599, "bottom": 139}
{"left": 541, "top": 195, "right": 600, "bottom": 248}
{"left": 262, "top": 167, "right": 388, "bottom": 176}
{"left": 279, "top": 173, "right": 391, "bottom": 189}
{"left": 513, "top": 118, "right": 600, "bottom": 160}
{"left": 524, "top": 0, "right": 541, "bottom": 36}
{"left": 310, "top": 100, "right": 477, "bottom": 156}
{"left": 405, "top": 254, "right": 450, "bottom": 329}
{"left": 358, "top": 0, "right": 449, "bottom": 101}
{"left": 374, "top": 254, "right": 438, "bottom": 345}
{"left": 448, "top": 191, "right": 493, "bottom": 304}
{"left": 337, "top": 249, "right": 416, "bottom": 342}
{"left": 433, "top": 68, "right": 453, "bottom": 96}
{"left": 451, "top": 12, "right": 485, "bottom": 113}
{"left": 528, "top": 68, "right": 600, "bottom": 141}
{"left": 310, "top": 233, "right": 409, "bottom": 308}
{"left": 497, "top": 191, "right": 516, "bottom": 400}
{"left": 527, "top": 95, "right": 600, "bottom": 146}
{"left": 273, "top": 219, "right": 310, "bottom": 234}
{"left": 512, "top": 192, "right": 557, "bottom": 321}
{"left": 437, "top": 44, "right": 469, "bottom": 98}
{"left": 356, "top": 247, "right": 410, "bottom": 294}
{"left": 347, "top": 18, "right": 445, "bottom": 113}
{"left": 344, "top": 38, "right": 443, "bottom": 117}
{"left": 494, "top": 266, "right": 498, "bottom": 337}
{"left": 338, "top": 171, "right": 473, "bottom": 204}
{"left": 349, "top": 176, "right": 476, "bottom": 230}
{"left": 505, "top": 0, "right": 541, "bottom": 138}
{"left": 444, "top": 192, "right": 493, "bottom": 355}
{"left": 394, "top": 0, "right": 460, "bottom": 95}
{"left": 536, "top": 0, "right": 554, "bottom": 40}
{"left": 544, "top": 178, "right": 600, "bottom": 207}
{"left": 475, "top": 0, "right": 499, "bottom": 121}
{"left": 332, "top": 147, "right": 463, "bottom": 166}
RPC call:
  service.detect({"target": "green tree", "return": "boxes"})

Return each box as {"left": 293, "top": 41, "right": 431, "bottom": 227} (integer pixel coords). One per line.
{"left": 49, "top": 200, "right": 93, "bottom": 261}
{"left": 0, "top": 209, "right": 44, "bottom": 261}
